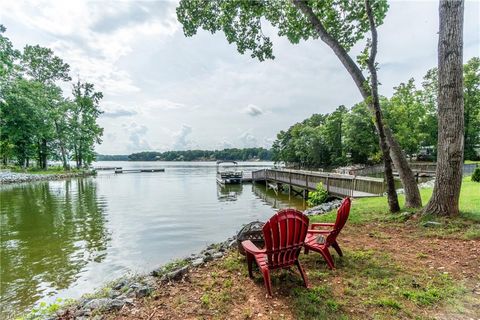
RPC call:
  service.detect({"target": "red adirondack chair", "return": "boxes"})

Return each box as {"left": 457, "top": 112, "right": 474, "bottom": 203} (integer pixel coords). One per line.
{"left": 304, "top": 197, "right": 351, "bottom": 269}
{"left": 241, "top": 209, "right": 310, "bottom": 296}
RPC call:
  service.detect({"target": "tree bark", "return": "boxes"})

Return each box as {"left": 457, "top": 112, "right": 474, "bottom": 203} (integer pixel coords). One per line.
{"left": 41, "top": 138, "right": 48, "bottom": 170}
{"left": 424, "top": 0, "right": 464, "bottom": 216}
{"left": 292, "top": 0, "right": 406, "bottom": 211}
{"left": 365, "top": 0, "right": 400, "bottom": 212}
{"left": 385, "top": 128, "right": 422, "bottom": 207}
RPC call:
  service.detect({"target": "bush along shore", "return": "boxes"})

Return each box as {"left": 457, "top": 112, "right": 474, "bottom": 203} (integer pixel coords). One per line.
{"left": 0, "top": 170, "right": 96, "bottom": 184}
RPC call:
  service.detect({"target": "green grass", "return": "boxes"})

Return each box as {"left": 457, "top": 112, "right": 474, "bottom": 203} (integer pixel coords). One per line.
{"left": 311, "top": 176, "right": 480, "bottom": 227}
{"left": 4, "top": 165, "right": 84, "bottom": 175}
{"left": 290, "top": 248, "right": 467, "bottom": 319}
{"left": 464, "top": 160, "right": 480, "bottom": 164}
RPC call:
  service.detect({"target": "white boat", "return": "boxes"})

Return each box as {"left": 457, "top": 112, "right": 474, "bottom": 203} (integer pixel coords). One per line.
{"left": 216, "top": 160, "right": 243, "bottom": 185}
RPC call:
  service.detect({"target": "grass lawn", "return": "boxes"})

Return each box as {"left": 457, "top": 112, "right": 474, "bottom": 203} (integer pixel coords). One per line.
{"left": 92, "top": 176, "right": 480, "bottom": 320}
{"left": 4, "top": 165, "right": 83, "bottom": 175}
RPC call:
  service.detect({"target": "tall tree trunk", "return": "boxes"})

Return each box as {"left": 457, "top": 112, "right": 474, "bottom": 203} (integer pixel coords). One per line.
{"left": 41, "top": 139, "right": 48, "bottom": 170}
{"left": 292, "top": 0, "right": 418, "bottom": 211}
{"left": 37, "top": 140, "right": 43, "bottom": 169}
{"left": 54, "top": 121, "right": 69, "bottom": 170}
{"left": 385, "top": 128, "right": 422, "bottom": 207}
{"left": 424, "top": 0, "right": 464, "bottom": 216}
{"left": 365, "top": 0, "right": 400, "bottom": 212}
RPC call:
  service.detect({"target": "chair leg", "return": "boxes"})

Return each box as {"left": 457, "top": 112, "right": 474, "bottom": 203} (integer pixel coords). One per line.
{"left": 262, "top": 269, "right": 273, "bottom": 297}
{"left": 332, "top": 241, "right": 343, "bottom": 257}
{"left": 304, "top": 247, "right": 309, "bottom": 255}
{"left": 261, "top": 268, "right": 273, "bottom": 297}
{"left": 246, "top": 253, "right": 254, "bottom": 278}
{"left": 319, "top": 248, "right": 335, "bottom": 270}
{"left": 295, "top": 260, "right": 309, "bottom": 288}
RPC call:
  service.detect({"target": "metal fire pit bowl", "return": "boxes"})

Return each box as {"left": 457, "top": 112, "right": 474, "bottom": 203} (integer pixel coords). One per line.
{"left": 236, "top": 220, "right": 265, "bottom": 255}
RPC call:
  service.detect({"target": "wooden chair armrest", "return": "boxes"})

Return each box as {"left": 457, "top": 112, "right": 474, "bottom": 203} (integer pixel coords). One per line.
{"left": 310, "top": 223, "right": 334, "bottom": 228}
{"left": 241, "top": 240, "right": 265, "bottom": 255}
{"left": 307, "top": 229, "right": 331, "bottom": 234}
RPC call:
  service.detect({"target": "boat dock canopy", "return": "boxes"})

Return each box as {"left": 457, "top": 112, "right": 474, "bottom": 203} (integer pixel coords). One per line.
{"left": 216, "top": 160, "right": 238, "bottom": 165}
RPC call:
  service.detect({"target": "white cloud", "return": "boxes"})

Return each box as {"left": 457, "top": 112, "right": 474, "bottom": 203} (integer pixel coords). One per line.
{"left": 172, "top": 124, "right": 193, "bottom": 150}
{"left": 145, "top": 99, "right": 186, "bottom": 111}
{"left": 123, "top": 122, "right": 151, "bottom": 152}
{"left": 243, "top": 104, "right": 263, "bottom": 117}
{"left": 2, "top": 0, "right": 479, "bottom": 154}
{"left": 239, "top": 131, "right": 258, "bottom": 148}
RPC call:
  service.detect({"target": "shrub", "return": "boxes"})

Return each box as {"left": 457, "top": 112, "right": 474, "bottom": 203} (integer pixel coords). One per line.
{"left": 307, "top": 183, "right": 329, "bottom": 207}
{"left": 472, "top": 167, "right": 480, "bottom": 182}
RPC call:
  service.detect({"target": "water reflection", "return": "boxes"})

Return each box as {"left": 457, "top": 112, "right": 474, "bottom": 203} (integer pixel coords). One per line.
{"left": 252, "top": 183, "right": 306, "bottom": 211}
{"left": 0, "top": 179, "right": 109, "bottom": 318}
{"left": 216, "top": 183, "right": 243, "bottom": 202}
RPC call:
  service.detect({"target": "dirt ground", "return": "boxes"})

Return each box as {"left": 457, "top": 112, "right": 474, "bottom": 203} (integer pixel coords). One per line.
{"left": 101, "top": 222, "right": 480, "bottom": 320}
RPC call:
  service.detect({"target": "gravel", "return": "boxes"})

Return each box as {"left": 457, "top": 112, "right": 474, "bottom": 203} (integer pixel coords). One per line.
{"left": 0, "top": 171, "right": 95, "bottom": 184}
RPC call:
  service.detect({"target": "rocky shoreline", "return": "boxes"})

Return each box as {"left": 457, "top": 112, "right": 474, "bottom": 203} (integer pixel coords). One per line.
{"left": 0, "top": 171, "right": 95, "bottom": 185}
{"left": 52, "top": 236, "right": 238, "bottom": 320}
{"left": 29, "top": 202, "right": 341, "bottom": 319}
{"left": 303, "top": 199, "right": 343, "bottom": 216}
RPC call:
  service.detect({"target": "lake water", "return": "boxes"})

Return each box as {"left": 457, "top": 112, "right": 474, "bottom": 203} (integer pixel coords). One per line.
{"left": 0, "top": 161, "right": 306, "bottom": 318}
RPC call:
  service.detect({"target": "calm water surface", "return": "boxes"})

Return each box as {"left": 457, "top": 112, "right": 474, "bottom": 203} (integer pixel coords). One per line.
{"left": 0, "top": 161, "right": 305, "bottom": 318}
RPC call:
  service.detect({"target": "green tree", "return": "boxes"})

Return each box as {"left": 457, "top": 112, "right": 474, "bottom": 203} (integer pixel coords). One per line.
{"left": 0, "top": 79, "right": 46, "bottom": 166}
{"left": 343, "top": 102, "right": 379, "bottom": 164}
{"left": 463, "top": 57, "right": 480, "bottom": 160}
{"left": 321, "top": 105, "right": 348, "bottom": 165}
{"left": 383, "top": 79, "right": 432, "bottom": 156}
{"left": 70, "top": 80, "right": 104, "bottom": 168}
{"left": 176, "top": 0, "right": 421, "bottom": 211}
{"left": 19, "top": 44, "right": 71, "bottom": 169}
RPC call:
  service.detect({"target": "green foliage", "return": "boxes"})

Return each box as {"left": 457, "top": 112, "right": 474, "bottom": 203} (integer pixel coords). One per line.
{"left": 128, "top": 148, "right": 272, "bottom": 161}
{"left": 16, "top": 298, "right": 75, "bottom": 320}
{"left": 307, "top": 183, "right": 328, "bottom": 207}
{"left": 471, "top": 167, "right": 480, "bottom": 182}
{"left": 272, "top": 57, "right": 480, "bottom": 167}
{"left": 177, "top": 0, "right": 388, "bottom": 61}
{"left": 272, "top": 104, "right": 378, "bottom": 168}
{"left": 0, "top": 27, "right": 103, "bottom": 169}
{"left": 463, "top": 57, "right": 480, "bottom": 160}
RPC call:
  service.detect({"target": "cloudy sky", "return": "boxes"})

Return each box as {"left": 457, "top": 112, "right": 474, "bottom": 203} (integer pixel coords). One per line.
{"left": 1, "top": 0, "right": 479, "bottom": 154}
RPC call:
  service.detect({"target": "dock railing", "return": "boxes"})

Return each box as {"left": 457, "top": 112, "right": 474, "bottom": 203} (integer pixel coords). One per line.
{"left": 252, "top": 169, "right": 386, "bottom": 198}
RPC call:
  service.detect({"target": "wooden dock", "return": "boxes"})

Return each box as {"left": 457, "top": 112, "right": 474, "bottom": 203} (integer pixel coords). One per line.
{"left": 251, "top": 169, "right": 385, "bottom": 198}
{"left": 114, "top": 168, "right": 165, "bottom": 174}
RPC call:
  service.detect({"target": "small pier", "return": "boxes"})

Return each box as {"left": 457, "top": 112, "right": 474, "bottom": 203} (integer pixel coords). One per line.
{"left": 252, "top": 169, "right": 386, "bottom": 198}
{"left": 114, "top": 168, "right": 165, "bottom": 174}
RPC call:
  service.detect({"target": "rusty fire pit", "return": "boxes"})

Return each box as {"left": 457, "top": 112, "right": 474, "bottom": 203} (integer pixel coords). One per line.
{"left": 236, "top": 220, "right": 265, "bottom": 255}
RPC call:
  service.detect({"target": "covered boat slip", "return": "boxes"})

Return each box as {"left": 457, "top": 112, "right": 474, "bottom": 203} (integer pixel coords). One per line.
{"left": 216, "top": 160, "right": 243, "bottom": 185}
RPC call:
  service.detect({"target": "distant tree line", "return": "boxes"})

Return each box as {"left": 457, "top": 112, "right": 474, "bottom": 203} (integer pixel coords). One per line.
{"left": 272, "top": 57, "right": 480, "bottom": 169}
{"left": 95, "top": 154, "right": 129, "bottom": 161}
{"left": 123, "top": 148, "right": 273, "bottom": 161}
{"left": 0, "top": 26, "right": 103, "bottom": 169}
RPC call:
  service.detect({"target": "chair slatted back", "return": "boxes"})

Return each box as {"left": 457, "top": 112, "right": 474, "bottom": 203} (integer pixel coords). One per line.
{"left": 325, "top": 197, "right": 351, "bottom": 246}
{"left": 262, "top": 209, "right": 309, "bottom": 269}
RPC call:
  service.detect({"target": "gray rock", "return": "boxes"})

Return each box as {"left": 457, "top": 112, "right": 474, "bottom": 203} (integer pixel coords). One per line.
{"left": 136, "top": 285, "right": 153, "bottom": 298}
{"left": 422, "top": 221, "right": 443, "bottom": 227}
{"left": 191, "top": 258, "right": 204, "bottom": 267}
{"left": 109, "top": 290, "right": 122, "bottom": 298}
{"left": 113, "top": 279, "right": 127, "bottom": 291}
{"left": 83, "top": 298, "right": 125, "bottom": 311}
{"left": 161, "top": 266, "right": 189, "bottom": 281}
{"left": 203, "top": 255, "right": 214, "bottom": 262}
{"left": 303, "top": 199, "right": 342, "bottom": 216}
{"left": 212, "top": 252, "right": 223, "bottom": 259}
